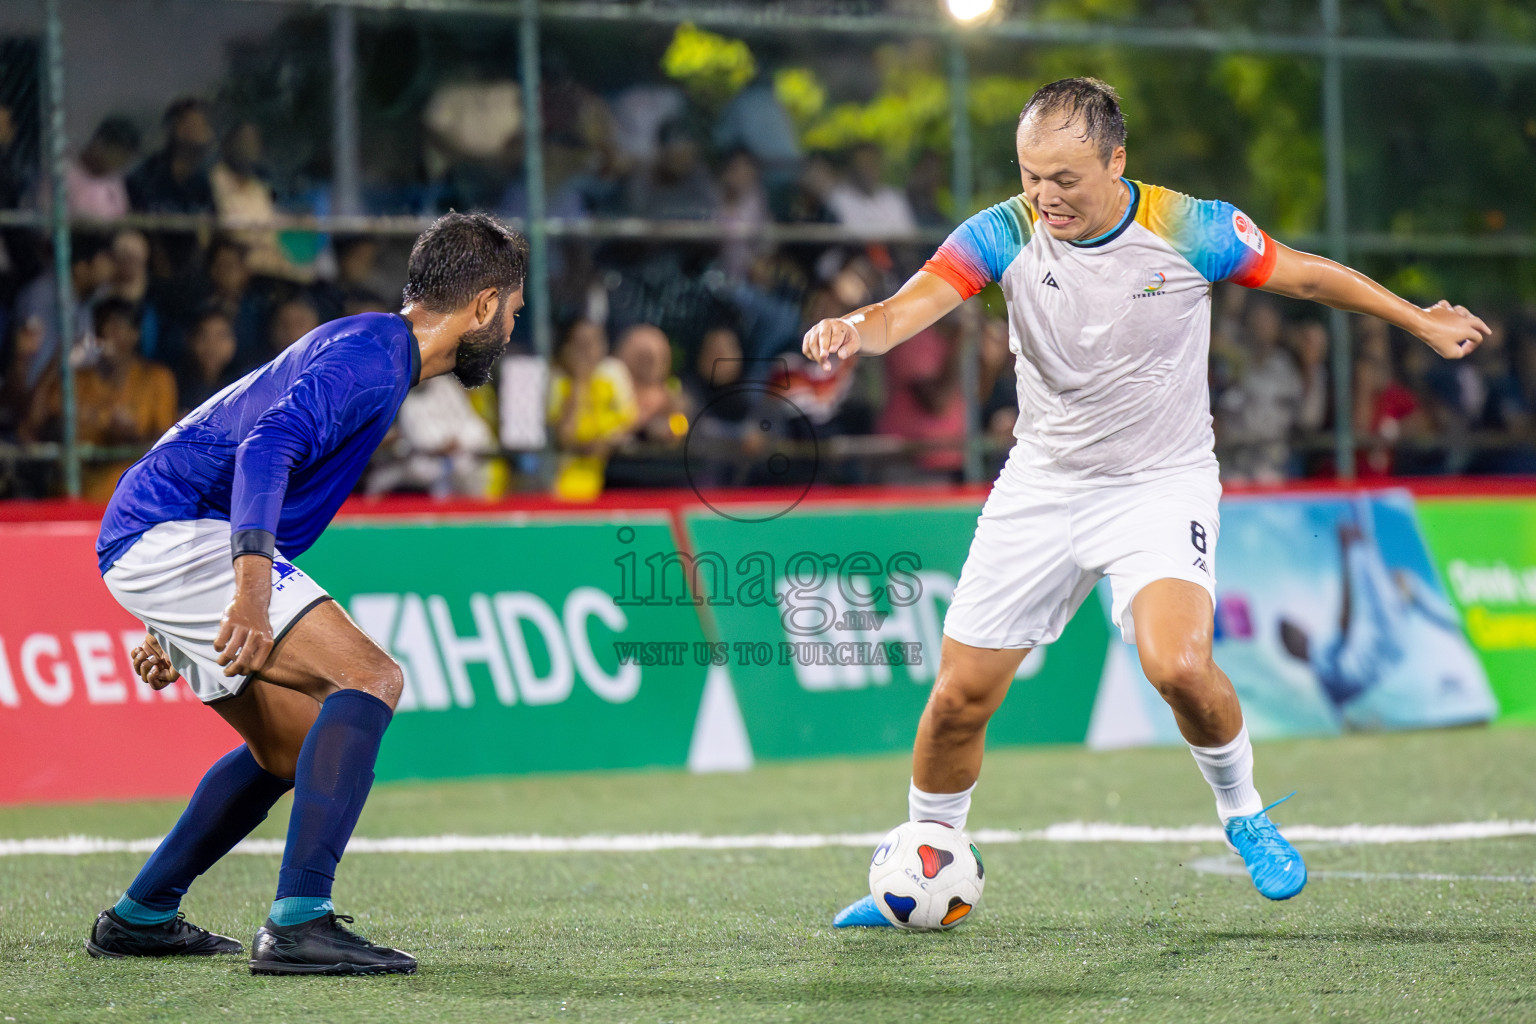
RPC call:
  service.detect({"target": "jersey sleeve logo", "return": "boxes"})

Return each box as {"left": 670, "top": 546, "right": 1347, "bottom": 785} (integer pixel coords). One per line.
{"left": 1232, "top": 210, "right": 1265, "bottom": 255}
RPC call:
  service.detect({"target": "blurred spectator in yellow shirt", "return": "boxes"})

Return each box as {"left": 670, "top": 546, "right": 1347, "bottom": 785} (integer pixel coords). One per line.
{"left": 615, "top": 323, "right": 688, "bottom": 444}
{"left": 548, "top": 318, "right": 637, "bottom": 501}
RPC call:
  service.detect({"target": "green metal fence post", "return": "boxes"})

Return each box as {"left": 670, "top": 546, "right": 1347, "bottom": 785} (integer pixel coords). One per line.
{"left": 42, "top": 0, "right": 78, "bottom": 498}
{"left": 329, "top": 4, "right": 361, "bottom": 217}
{"left": 520, "top": 0, "right": 554, "bottom": 487}
{"left": 519, "top": 0, "right": 552, "bottom": 365}
{"left": 948, "top": 32, "right": 983, "bottom": 485}
{"left": 1321, "top": 0, "right": 1355, "bottom": 480}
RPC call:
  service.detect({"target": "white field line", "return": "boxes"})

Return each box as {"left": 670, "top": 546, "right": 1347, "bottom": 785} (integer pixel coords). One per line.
{"left": 1187, "top": 854, "right": 1536, "bottom": 884}
{"left": 5, "top": 820, "right": 1536, "bottom": 857}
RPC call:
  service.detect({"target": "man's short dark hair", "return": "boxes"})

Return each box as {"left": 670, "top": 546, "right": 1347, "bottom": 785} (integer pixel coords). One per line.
{"left": 557, "top": 315, "right": 600, "bottom": 348}
{"left": 69, "top": 231, "right": 111, "bottom": 266}
{"left": 162, "top": 96, "right": 208, "bottom": 130}
{"left": 191, "top": 306, "right": 233, "bottom": 333}
{"left": 1017, "top": 77, "right": 1126, "bottom": 164}
{"left": 332, "top": 233, "right": 375, "bottom": 260}
{"left": 401, "top": 212, "right": 529, "bottom": 314}
{"left": 92, "top": 116, "right": 140, "bottom": 154}
{"left": 273, "top": 293, "right": 318, "bottom": 316}
{"left": 205, "top": 235, "right": 247, "bottom": 269}
{"left": 93, "top": 296, "right": 139, "bottom": 335}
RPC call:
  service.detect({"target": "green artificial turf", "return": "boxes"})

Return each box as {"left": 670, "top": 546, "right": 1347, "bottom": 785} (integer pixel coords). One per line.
{"left": 3, "top": 727, "right": 1536, "bottom": 1022}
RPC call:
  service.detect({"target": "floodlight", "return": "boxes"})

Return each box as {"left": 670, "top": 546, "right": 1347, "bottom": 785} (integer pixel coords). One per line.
{"left": 943, "top": 0, "right": 998, "bottom": 23}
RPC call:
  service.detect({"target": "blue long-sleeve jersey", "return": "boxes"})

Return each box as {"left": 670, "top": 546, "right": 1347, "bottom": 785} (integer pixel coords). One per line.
{"left": 97, "top": 311, "right": 422, "bottom": 574}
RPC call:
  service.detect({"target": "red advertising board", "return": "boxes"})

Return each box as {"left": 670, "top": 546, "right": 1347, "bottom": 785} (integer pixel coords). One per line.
{"left": 5, "top": 478, "right": 1534, "bottom": 806}
{"left": 0, "top": 522, "right": 238, "bottom": 805}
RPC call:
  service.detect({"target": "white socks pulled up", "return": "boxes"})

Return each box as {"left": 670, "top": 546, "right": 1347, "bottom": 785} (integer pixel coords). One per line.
{"left": 1188, "top": 725, "right": 1263, "bottom": 822}
{"left": 906, "top": 727, "right": 1259, "bottom": 833}
{"left": 908, "top": 779, "right": 976, "bottom": 831}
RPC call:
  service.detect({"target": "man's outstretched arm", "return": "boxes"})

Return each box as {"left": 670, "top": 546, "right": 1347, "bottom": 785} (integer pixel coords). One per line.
{"left": 1259, "top": 242, "right": 1490, "bottom": 359}
{"left": 802, "top": 270, "right": 965, "bottom": 370}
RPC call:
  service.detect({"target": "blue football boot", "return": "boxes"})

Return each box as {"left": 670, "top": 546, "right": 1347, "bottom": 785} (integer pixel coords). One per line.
{"left": 832, "top": 894, "right": 893, "bottom": 928}
{"left": 1224, "top": 793, "right": 1307, "bottom": 901}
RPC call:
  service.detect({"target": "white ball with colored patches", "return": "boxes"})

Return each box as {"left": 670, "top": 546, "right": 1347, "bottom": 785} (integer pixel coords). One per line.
{"left": 866, "top": 819, "right": 985, "bottom": 930}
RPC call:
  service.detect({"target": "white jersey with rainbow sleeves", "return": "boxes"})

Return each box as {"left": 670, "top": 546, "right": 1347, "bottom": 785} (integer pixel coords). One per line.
{"left": 922, "top": 178, "right": 1278, "bottom": 481}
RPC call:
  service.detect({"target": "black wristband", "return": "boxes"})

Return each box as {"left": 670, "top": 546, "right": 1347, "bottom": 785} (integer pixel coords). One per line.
{"left": 231, "top": 528, "right": 276, "bottom": 562}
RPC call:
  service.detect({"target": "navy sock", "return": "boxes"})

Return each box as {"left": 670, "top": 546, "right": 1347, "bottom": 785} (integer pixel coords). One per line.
{"left": 119, "top": 745, "right": 294, "bottom": 921}
{"left": 273, "top": 689, "right": 392, "bottom": 923}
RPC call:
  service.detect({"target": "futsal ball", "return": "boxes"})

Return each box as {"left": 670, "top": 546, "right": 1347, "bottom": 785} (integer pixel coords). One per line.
{"left": 866, "top": 820, "right": 984, "bottom": 930}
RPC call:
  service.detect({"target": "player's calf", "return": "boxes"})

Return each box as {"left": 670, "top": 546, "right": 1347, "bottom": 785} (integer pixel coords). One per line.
{"left": 1138, "top": 646, "right": 1236, "bottom": 739}
{"left": 88, "top": 742, "right": 294, "bottom": 965}
{"left": 919, "top": 679, "right": 994, "bottom": 752}
{"left": 243, "top": 605, "right": 409, "bottom": 962}
{"left": 911, "top": 638, "right": 1022, "bottom": 795}
{"left": 835, "top": 640, "right": 1018, "bottom": 927}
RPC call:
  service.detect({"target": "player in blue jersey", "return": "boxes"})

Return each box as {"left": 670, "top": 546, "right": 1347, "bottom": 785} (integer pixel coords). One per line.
{"left": 85, "top": 213, "right": 527, "bottom": 975}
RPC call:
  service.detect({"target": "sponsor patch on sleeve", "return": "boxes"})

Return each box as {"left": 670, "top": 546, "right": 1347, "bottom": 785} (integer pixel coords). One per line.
{"left": 1232, "top": 210, "right": 1265, "bottom": 255}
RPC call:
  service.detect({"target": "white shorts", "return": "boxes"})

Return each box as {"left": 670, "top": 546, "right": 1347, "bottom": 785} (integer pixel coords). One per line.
{"left": 943, "top": 450, "right": 1221, "bottom": 649}
{"left": 103, "top": 519, "right": 332, "bottom": 704}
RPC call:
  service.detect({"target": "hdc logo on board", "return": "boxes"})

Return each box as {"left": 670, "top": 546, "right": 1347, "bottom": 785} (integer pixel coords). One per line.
{"left": 346, "top": 588, "right": 640, "bottom": 713}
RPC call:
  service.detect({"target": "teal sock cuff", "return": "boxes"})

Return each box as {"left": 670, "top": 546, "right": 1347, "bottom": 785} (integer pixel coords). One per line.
{"left": 269, "top": 896, "right": 334, "bottom": 927}
{"left": 113, "top": 893, "right": 179, "bottom": 926}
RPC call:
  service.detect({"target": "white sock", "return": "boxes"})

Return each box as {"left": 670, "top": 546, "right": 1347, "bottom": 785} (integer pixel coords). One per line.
{"left": 908, "top": 779, "right": 976, "bottom": 831}
{"left": 1188, "top": 726, "right": 1263, "bottom": 822}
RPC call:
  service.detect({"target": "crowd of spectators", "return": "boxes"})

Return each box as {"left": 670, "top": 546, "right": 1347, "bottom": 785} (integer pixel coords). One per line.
{"left": 0, "top": 93, "right": 410, "bottom": 496}
{"left": 1211, "top": 286, "right": 1536, "bottom": 483}
{"left": 2, "top": 71, "right": 1534, "bottom": 503}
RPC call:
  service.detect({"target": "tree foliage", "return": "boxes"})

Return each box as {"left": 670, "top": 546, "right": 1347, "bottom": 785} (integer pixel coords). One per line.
{"left": 663, "top": 6, "right": 1532, "bottom": 300}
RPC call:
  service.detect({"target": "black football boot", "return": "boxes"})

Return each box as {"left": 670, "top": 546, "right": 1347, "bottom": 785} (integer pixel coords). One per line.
{"left": 249, "top": 913, "right": 417, "bottom": 976}
{"left": 86, "top": 909, "right": 243, "bottom": 958}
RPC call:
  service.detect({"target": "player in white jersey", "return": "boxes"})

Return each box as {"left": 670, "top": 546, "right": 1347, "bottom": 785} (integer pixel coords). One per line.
{"left": 807, "top": 78, "right": 1489, "bottom": 922}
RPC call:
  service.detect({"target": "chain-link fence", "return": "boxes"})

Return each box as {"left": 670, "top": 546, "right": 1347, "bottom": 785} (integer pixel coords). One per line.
{"left": 1, "top": 0, "right": 1533, "bottom": 499}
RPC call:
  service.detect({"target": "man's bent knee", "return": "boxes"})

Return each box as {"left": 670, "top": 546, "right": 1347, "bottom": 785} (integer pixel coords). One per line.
{"left": 1141, "top": 646, "right": 1219, "bottom": 704}
{"left": 341, "top": 656, "right": 404, "bottom": 710}
{"left": 925, "top": 674, "right": 999, "bottom": 738}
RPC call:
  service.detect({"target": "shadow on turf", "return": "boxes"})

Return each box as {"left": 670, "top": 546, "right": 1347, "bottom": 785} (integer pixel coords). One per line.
{"left": 1169, "top": 927, "right": 1531, "bottom": 949}
{"left": 406, "top": 972, "right": 1114, "bottom": 1002}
